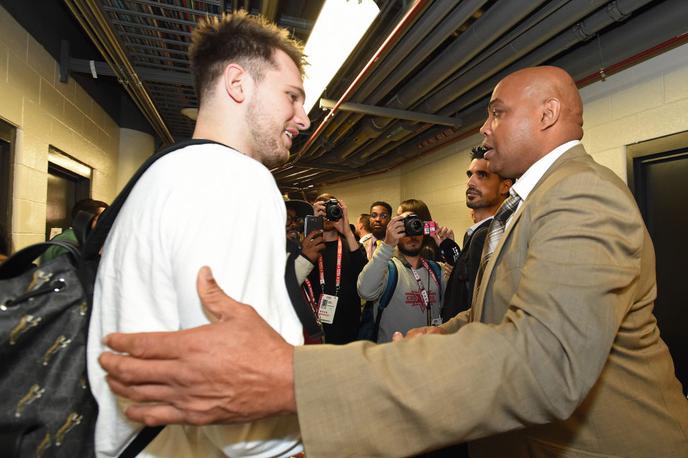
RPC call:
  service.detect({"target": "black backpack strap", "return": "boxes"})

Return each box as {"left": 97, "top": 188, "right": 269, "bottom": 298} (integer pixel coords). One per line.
{"left": 118, "top": 426, "right": 164, "bottom": 458}
{"left": 372, "top": 260, "right": 398, "bottom": 341}
{"left": 285, "top": 249, "right": 323, "bottom": 339}
{"left": 72, "top": 210, "right": 97, "bottom": 247}
{"left": 83, "top": 139, "right": 224, "bottom": 260}
{"left": 0, "top": 240, "right": 80, "bottom": 278}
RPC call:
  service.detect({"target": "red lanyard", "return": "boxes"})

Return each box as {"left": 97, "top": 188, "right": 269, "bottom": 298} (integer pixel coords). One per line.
{"left": 410, "top": 258, "right": 440, "bottom": 325}
{"left": 317, "top": 237, "right": 343, "bottom": 298}
{"left": 302, "top": 278, "right": 321, "bottom": 325}
{"left": 303, "top": 237, "right": 343, "bottom": 314}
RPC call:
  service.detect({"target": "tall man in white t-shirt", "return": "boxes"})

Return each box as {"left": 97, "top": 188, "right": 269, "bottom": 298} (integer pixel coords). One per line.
{"left": 86, "top": 11, "right": 310, "bottom": 457}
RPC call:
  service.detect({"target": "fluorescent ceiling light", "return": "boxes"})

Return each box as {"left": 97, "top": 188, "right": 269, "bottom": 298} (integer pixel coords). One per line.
{"left": 302, "top": 0, "right": 380, "bottom": 114}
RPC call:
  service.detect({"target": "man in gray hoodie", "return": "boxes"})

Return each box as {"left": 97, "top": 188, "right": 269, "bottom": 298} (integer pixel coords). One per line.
{"left": 357, "top": 199, "right": 447, "bottom": 343}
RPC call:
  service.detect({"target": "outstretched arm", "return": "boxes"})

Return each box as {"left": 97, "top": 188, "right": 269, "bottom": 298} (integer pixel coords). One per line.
{"left": 100, "top": 266, "right": 296, "bottom": 426}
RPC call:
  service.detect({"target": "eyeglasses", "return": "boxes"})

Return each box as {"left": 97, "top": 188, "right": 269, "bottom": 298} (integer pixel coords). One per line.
{"left": 370, "top": 212, "right": 389, "bottom": 220}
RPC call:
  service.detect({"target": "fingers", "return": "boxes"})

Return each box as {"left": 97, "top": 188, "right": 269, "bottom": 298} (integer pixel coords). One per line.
{"left": 100, "top": 351, "right": 178, "bottom": 385}
{"left": 125, "top": 403, "right": 226, "bottom": 426}
{"left": 404, "top": 326, "right": 445, "bottom": 339}
{"left": 392, "top": 331, "right": 405, "bottom": 342}
{"left": 312, "top": 201, "right": 325, "bottom": 217}
{"left": 305, "top": 230, "right": 323, "bottom": 241}
{"left": 197, "top": 266, "right": 243, "bottom": 322}
{"left": 106, "top": 374, "right": 179, "bottom": 404}
{"left": 125, "top": 403, "right": 186, "bottom": 426}
{"left": 104, "top": 331, "right": 182, "bottom": 359}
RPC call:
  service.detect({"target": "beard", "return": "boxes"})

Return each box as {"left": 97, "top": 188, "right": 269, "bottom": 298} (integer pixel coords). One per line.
{"left": 247, "top": 98, "right": 289, "bottom": 168}
{"left": 398, "top": 243, "right": 422, "bottom": 257}
{"left": 371, "top": 226, "right": 386, "bottom": 239}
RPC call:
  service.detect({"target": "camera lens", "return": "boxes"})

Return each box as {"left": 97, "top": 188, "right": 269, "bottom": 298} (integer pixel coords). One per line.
{"left": 403, "top": 214, "right": 424, "bottom": 236}
{"left": 325, "top": 199, "right": 342, "bottom": 221}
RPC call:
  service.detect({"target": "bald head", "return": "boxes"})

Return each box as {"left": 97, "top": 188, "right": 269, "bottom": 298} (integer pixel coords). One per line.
{"left": 507, "top": 66, "right": 583, "bottom": 141}
{"left": 479, "top": 66, "right": 584, "bottom": 178}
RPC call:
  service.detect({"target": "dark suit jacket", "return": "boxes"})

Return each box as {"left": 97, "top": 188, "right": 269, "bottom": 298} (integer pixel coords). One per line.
{"left": 441, "top": 219, "right": 491, "bottom": 322}
{"left": 292, "top": 145, "right": 688, "bottom": 457}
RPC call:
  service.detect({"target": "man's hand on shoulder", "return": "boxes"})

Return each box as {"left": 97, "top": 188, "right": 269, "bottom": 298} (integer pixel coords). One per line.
{"left": 99, "top": 266, "right": 296, "bottom": 426}
{"left": 392, "top": 326, "right": 445, "bottom": 342}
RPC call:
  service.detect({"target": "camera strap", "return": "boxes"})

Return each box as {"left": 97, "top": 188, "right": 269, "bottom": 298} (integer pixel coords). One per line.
{"left": 410, "top": 258, "right": 440, "bottom": 326}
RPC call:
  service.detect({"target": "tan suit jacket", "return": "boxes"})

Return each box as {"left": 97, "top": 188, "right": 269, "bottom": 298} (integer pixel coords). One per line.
{"left": 293, "top": 145, "right": 688, "bottom": 457}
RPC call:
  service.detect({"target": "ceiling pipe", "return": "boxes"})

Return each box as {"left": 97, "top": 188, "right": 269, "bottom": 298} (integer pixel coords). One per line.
{"left": 290, "top": 0, "right": 430, "bottom": 164}
{"left": 260, "top": 0, "right": 280, "bottom": 22}
{"left": 353, "top": 0, "right": 610, "bottom": 164}
{"left": 304, "top": 0, "right": 459, "bottom": 161}
{"left": 362, "top": 0, "right": 683, "bottom": 174}
{"left": 430, "top": 0, "right": 651, "bottom": 119}
{"left": 299, "top": 0, "right": 428, "bottom": 161}
{"left": 333, "top": 0, "right": 548, "bottom": 161}
{"left": 416, "top": 0, "right": 573, "bottom": 114}
{"left": 356, "top": 0, "right": 486, "bottom": 108}
{"left": 354, "top": 0, "right": 631, "bottom": 166}
{"left": 64, "top": 0, "right": 174, "bottom": 143}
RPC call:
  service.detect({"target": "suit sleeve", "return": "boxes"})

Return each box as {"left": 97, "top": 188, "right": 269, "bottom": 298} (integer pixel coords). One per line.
{"left": 294, "top": 169, "right": 645, "bottom": 457}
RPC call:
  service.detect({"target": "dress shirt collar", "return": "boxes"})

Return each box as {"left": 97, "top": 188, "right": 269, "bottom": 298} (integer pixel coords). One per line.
{"left": 511, "top": 140, "right": 580, "bottom": 202}
{"left": 466, "top": 216, "right": 493, "bottom": 236}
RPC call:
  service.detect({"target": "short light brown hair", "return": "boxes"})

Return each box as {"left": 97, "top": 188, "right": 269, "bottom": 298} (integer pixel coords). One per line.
{"left": 189, "top": 10, "right": 306, "bottom": 102}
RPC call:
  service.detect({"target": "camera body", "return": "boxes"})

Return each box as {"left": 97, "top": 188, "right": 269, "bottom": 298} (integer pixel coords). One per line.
{"left": 403, "top": 213, "right": 437, "bottom": 236}
{"left": 324, "top": 199, "right": 343, "bottom": 221}
{"left": 403, "top": 213, "right": 424, "bottom": 236}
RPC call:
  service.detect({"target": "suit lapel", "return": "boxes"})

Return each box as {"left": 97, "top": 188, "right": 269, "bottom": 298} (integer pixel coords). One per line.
{"left": 471, "top": 144, "right": 588, "bottom": 322}
{"left": 471, "top": 203, "right": 527, "bottom": 322}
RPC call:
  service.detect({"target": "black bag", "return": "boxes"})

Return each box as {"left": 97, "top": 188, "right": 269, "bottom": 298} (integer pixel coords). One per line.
{"left": 0, "top": 141, "right": 217, "bottom": 457}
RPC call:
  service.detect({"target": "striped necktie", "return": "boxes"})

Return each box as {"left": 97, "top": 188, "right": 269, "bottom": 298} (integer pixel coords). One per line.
{"left": 483, "top": 193, "right": 521, "bottom": 262}
{"left": 474, "top": 193, "right": 522, "bottom": 291}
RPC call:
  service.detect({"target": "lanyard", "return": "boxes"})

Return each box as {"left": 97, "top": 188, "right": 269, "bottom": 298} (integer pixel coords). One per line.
{"left": 317, "top": 237, "right": 343, "bottom": 298}
{"left": 302, "top": 278, "right": 322, "bottom": 326}
{"left": 410, "top": 258, "right": 440, "bottom": 326}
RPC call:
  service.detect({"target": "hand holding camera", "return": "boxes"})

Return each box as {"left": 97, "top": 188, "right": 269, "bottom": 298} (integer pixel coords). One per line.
{"left": 314, "top": 198, "right": 350, "bottom": 235}
{"left": 384, "top": 214, "right": 407, "bottom": 247}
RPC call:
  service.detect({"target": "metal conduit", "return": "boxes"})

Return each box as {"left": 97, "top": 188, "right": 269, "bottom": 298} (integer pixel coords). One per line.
{"left": 362, "top": 0, "right": 681, "bottom": 175}
{"left": 302, "top": 0, "right": 421, "bottom": 160}
{"left": 291, "top": 0, "right": 429, "bottom": 163}
{"left": 64, "top": 0, "right": 173, "bottom": 143}
{"left": 332, "top": 0, "right": 548, "bottom": 161}
{"left": 306, "top": 0, "right": 484, "bottom": 162}
{"left": 351, "top": 0, "right": 610, "bottom": 164}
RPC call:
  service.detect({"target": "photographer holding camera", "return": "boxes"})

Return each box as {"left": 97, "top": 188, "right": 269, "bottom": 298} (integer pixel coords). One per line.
{"left": 357, "top": 199, "right": 448, "bottom": 343}
{"left": 302, "top": 193, "right": 367, "bottom": 344}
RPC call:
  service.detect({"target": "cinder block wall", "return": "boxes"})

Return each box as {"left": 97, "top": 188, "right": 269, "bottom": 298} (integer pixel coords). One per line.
{"left": 0, "top": 6, "right": 120, "bottom": 250}
{"left": 328, "top": 43, "right": 688, "bottom": 239}
{"left": 579, "top": 44, "right": 688, "bottom": 181}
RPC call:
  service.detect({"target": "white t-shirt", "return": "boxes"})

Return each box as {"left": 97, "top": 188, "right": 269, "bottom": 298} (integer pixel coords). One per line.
{"left": 87, "top": 141, "right": 304, "bottom": 457}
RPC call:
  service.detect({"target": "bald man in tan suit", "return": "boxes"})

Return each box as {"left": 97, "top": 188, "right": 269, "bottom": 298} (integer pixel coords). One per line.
{"left": 100, "top": 67, "right": 688, "bottom": 457}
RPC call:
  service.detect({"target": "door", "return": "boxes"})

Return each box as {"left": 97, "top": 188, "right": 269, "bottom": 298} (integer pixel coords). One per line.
{"left": 46, "top": 148, "right": 91, "bottom": 240}
{"left": 629, "top": 133, "right": 688, "bottom": 393}
{"left": 0, "top": 119, "right": 14, "bottom": 254}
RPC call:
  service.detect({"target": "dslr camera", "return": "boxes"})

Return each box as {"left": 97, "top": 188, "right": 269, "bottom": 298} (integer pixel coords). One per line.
{"left": 403, "top": 213, "right": 438, "bottom": 237}
{"left": 324, "top": 199, "right": 343, "bottom": 221}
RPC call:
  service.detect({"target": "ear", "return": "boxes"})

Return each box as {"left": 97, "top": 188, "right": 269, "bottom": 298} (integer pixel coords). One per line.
{"left": 499, "top": 178, "right": 513, "bottom": 197}
{"left": 540, "top": 97, "right": 560, "bottom": 130}
{"left": 223, "top": 63, "right": 249, "bottom": 103}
